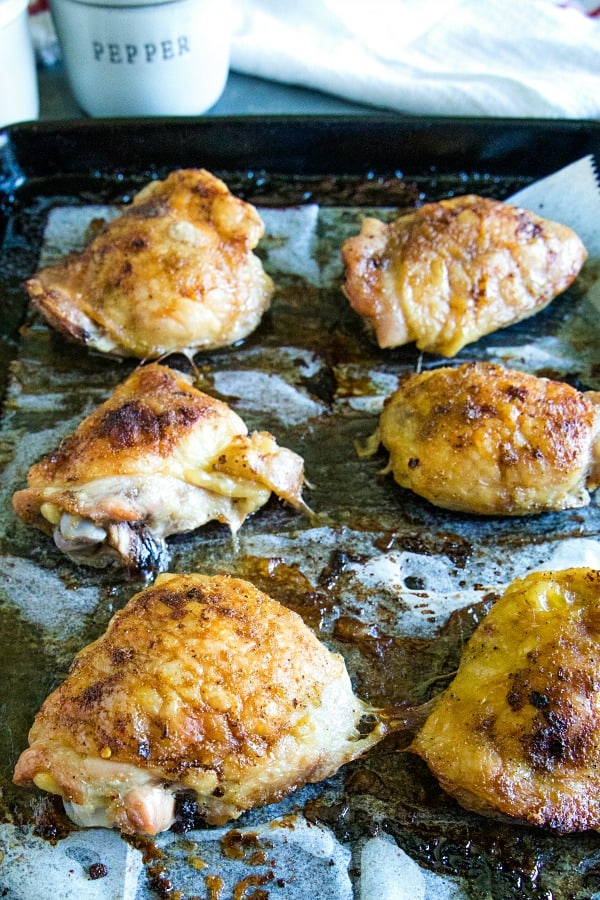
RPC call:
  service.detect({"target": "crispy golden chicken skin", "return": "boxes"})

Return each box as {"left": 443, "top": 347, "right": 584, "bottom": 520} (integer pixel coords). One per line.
{"left": 12, "top": 364, "right": 308, "bottom": 571}
{"left": 13, "top": 573, "right": 383, "bottom": 835}
{"left": 25, "top": 168, "right": 274, "bottom": 359}
{"left": 411, "top": 568, "right": 600, "bottom": 833}
{"left": 371, "top": 361, "right": 600, "bottom": 516}
{"left": 341, "top": 195, "right": 587, "bottom": 356}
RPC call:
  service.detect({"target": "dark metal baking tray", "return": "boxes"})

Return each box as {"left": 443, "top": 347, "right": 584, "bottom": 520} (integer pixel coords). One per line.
{"left": 1, "top": 116, "right": 599, "bottom": 900}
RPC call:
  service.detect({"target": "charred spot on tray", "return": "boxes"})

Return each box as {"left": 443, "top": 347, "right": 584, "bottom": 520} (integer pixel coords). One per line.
{"left": 345, "top": 766, "right": 390, "bottom": 800}
{"left": 317, "top": 549, "right": 366, "bottom": 589}
{"left": 299, "top": 364, "right": 336, "bottom": 405}
{"left": 147, "top": 862, "right": 176, "bottom": 898}
{"left": 89, "top": 862, "right": 109, "bottom": 880}
{"left": 32, "top": 794, "right": 76, "bottom": 844}
{"left": 355, "top": 712, "right": 380, "bottom": 737}
{"left": 404, "top": 575, "right": 426, "bottom": 590}
{"left": 393, "top": 531, "right": 472, "bottom": 568}
{"left": 374, "top": 531, "right": 396, "bottom": 552}
{"left": 221, "top": 829, "right": 271, "bottom": 865}
{"left": 333, "top": 615, "right": 394, "bottom": 659}
{"left": 171, "top": 791, "right": 201, "bottom": 833}
{"left": 232, "top": 872, "right": 274, "bottom": 896}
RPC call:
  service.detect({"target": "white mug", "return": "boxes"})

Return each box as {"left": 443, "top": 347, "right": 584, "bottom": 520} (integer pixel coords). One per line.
{"left": 49, "top": 0, "right": 231, "bottom": 117}
{"left": 0, "top": 0, "right": 39, "bottom": 127}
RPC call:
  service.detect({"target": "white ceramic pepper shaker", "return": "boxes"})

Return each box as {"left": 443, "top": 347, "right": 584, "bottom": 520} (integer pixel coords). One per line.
{"left": 49, "top": 0, "right": 231, "bottom": 116}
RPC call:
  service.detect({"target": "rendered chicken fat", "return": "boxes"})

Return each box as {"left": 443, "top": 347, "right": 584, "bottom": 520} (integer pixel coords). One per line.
{"left": 12, "top": 364, "right": 308, "bottom": 571}
{"left": 25, "top": 168, "right": 274, "bottom": 358}
{"left": 341, "top": 194, "right": 587, "bottom": 356}
{"left": 411, "top": 568, "right": 600, "bottom": 833}
{"left": 13, "top": 573, "right": 384, "bottom": 834}
{"left": 374, "top": 361, "right": 600, "bottom": 516}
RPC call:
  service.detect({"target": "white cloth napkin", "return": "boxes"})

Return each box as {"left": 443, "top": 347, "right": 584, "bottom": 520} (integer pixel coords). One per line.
{"left": 230, "top": 0, "right": 600, "bottom": 118}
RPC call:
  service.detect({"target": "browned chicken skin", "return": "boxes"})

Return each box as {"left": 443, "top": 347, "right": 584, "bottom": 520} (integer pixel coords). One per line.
{"left": 411, "top": 568, "right": 600, "bottom": 833}
{"left": 25, "top": 168, "right": 274, "bottom": 359}
{"left": 13, "top": 573, "right": 384, "bottom": 835}
{"left": 12, "top": 364, "right": 308, "bottom": 571}
{"left": 372, "top": 361, "right": 600, "bottom": 516}
{"left": 341, "top": 195, "right": 587, "bottom": 356}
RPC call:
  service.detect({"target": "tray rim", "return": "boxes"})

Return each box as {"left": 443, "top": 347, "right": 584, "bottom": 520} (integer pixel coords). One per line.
{"left": 1, "top": 114, "right": 599, "bottom": 195}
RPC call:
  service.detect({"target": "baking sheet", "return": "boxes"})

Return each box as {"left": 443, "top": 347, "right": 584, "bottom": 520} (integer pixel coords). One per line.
{"left": 1, "top": 116, "right": 600, "bottom": 900}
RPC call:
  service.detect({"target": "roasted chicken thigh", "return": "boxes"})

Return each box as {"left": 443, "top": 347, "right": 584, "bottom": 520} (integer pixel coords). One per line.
{"left": 25, "top": 168, "right": 274, "bottom": 359}
{"left": 13, "top": 573, "right": 384, "bottom": 834}
{"left": 341, "top": 195, "right": 587, "bottom": 356}
{"left": 411, "top": 568, "right": 600, "bottom": 833}
{"left": 371, "top": 361, "right": 600, "bottom": 516}
{"left": 12, "top": 364, "right": 307, "bottom": 571}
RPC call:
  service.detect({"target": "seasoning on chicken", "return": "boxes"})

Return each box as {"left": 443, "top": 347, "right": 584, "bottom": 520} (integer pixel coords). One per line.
{"left": 411, "top": 568, "right": 600, "bottom": 833}
{"left": 341, "top": 195, "right": 587, "bottom": 356}
{"left": 25, "top": 168, "right": 274, "bottom": 359}
{"left": 12, "top": 364, "right": 308, "bottom": 572}
{"left": 13, "top": 573, "right": 385, "bottom": 835}
{"left": 368, "top": 361, "right": 600, "bottom": 516}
